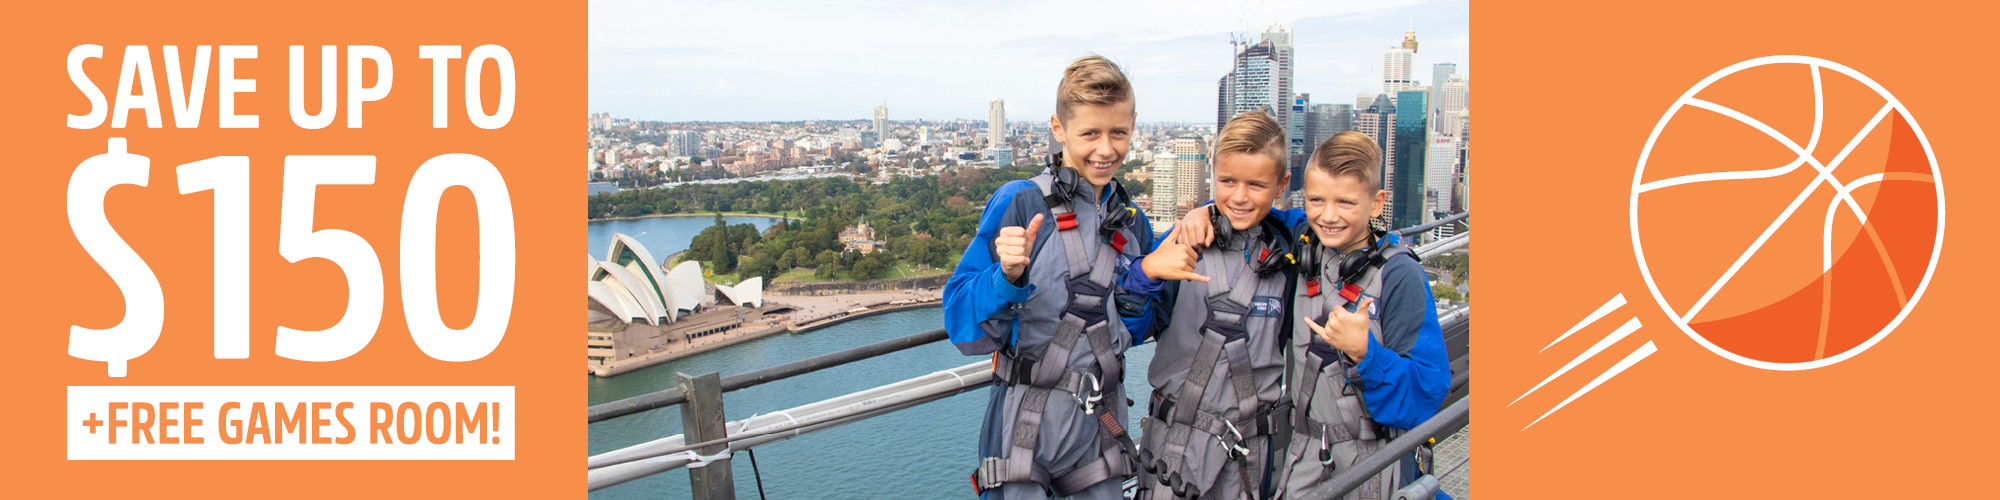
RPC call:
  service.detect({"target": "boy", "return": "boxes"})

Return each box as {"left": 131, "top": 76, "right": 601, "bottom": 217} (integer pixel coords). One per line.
{"left": 1184, "top": 131, "right": 1451, "bottom": 498}
{"left": 944, "top": 55, "right": 1161, "bottom": 500}
{"left": 1124, "top": 111, "right": 1302, "bottom": 499}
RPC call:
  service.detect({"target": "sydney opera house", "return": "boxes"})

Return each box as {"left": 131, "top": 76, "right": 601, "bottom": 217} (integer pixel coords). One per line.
{"left": 587, "top": 234, "right": 764, "bottom": 364}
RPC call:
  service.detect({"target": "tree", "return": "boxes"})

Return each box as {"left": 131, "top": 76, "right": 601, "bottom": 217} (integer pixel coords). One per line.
{"left": 740, "top": 255, "right": 779, "bottom": 282}
{"left": 815, "top": 250, "right": 841, "bottom": 278}
{"left": 1432, "top": 283, "right": 1464, "bottom": 302}
{"left": 851, "top": 257, "right": 886, "bottom": 280}
{"left": 775, "top": 248, "right": 798, "bottom": 269}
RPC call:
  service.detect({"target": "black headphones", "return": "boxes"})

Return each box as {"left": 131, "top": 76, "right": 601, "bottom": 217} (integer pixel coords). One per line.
{"left": 1205, "top": 205, "right": 1296, "bottom": 277}
{"left": 1043, "top": 152, "right": 1138, "bottom": 244}
{"left": 1299, "top": 225, "right": 1390, "bottom": 286}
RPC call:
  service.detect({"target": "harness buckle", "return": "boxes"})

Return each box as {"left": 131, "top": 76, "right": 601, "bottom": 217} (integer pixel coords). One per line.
{"left": 1074, "top": 372, "right": 1104, "bottom": 415}
{"left": 1220, "top": 420, "right": 1250, "bottom": 460}
{"left": 972, "top": 456, "right": 1003, "bottom": 494}
{"left": 1000, "top": 356, "right": 1036, "bottom": 387}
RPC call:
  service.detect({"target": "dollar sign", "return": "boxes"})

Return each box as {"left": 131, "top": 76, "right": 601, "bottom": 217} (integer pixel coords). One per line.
{"left": 67, "top": 138, "right": 164, "bottom": 377}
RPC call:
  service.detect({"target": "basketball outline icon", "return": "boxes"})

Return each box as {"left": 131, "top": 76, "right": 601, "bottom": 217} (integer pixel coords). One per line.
{"left": 1629, "top": 55, "right": 1945, "bottom": 372}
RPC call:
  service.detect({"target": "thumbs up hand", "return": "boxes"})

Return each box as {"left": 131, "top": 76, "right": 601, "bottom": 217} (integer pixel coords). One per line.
{"left": 1303, "top": 297, "right": 1374, "bottom": 361}
{"left": 996, "top": 214, "right": 1044, "bottom": 283}
{"left": 1141, "top": 236, "right": 1210, "bottom": 283}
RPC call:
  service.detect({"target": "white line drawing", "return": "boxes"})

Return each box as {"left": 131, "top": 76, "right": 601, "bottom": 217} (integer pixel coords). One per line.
{"left": 1523, "top": 341, "right": 1659, "bottom": 430}
{"left": 1629, "top": 56, "right": 1945, "bottom": 371}
{"left": 1511, "top": 317, "right": 1642, "bottom": 407}
{"left": 1540, "top": 294, "right": 1625, "bottom": 352}
{"left": 1674, "top": 99, "right": 1890, "bottom": 322}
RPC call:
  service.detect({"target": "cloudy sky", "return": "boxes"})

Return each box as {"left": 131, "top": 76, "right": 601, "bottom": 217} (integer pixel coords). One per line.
{"left": 590, "top": 0, "right": 1468, "bottom": 124}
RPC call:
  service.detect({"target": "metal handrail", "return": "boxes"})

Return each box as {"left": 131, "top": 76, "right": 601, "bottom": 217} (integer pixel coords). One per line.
{"left": 588, "top": 214, "right": 1474, "bottom": 497}
{"left": 587, "top": 321, "right": 1473, "bottom": 491}
{"left": 587, "top": 328, "right": 950, "bottom": 423}
{"left": 1395, "top": 212, "right": 1469, "bottom": 237}
{"left": 1298, "top": 397, "right": 1472, "bottom": 500}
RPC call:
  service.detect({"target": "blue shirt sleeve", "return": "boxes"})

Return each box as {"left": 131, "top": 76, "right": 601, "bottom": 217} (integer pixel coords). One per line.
{"left": 1121, "top": 215, "right": 1182, "bottom": 345}
{"left": 1118, "top": 207, "right": 1162, "bottom": 345}
{"left": 1355, "top": 252, "right": 1452, "bottom": 430}
{"left": 943, "top": 181, "right": 1039, "bottom": 356}
{"left": 1272, "top": 206, "right": 1306, "bottom": 229}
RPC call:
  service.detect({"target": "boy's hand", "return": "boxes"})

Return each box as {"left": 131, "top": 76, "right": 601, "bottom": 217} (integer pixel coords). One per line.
{"left": 1173, "top": 204, "right": 1216, "bottom": 250}
{"left": 996, "top": 214, "right": 1043, "bottom": 284}
{"left": 1303, "top": 297, "right": 1374, "bottom": 362}
{"left": 1141, "top": 236, "right": 1209, "bottom": 283}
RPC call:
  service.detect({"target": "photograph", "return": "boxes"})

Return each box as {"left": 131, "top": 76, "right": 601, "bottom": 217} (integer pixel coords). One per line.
{"left": 581, "top": 1, "right": 1471, "bottom": 498}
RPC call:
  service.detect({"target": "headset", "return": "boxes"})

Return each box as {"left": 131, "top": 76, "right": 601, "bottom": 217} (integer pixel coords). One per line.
{"left": 1042, "top": 152, "right": 1138, "bottom": 244}
{"left": 1205, "top": 204, "right": 1296, "bottom": 277}
{"left": 1298, "top": 223, "right": 1390, "bottom": 306}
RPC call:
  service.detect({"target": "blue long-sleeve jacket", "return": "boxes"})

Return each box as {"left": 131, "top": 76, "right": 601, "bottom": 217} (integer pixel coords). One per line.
{"left": 1126, "top": 205, "right": 1449, "bottom": 429}
{"left": 943, "top": 179, "right": 1160, "bottom": 354}
{"left": 1349, "top": 232, "right": 1452, "bottom": 430}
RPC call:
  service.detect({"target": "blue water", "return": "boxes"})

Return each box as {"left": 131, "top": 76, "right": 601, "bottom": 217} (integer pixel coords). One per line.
{"left": 587, "top": 308, "right": 1161, "bottom": 499}
{"left": 587, "top": 217, "right": 1159, "bottom": 499}
{"left": 586, "top": 216, "right": 781, "bottom": 261}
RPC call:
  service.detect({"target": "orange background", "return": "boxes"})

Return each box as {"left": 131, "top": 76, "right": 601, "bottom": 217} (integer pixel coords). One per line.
{"left": 1479, "top": 1, "right": 1987, "bottom": 497}
{"left": 0, "top": 0, "right": 580, "bottom": 496}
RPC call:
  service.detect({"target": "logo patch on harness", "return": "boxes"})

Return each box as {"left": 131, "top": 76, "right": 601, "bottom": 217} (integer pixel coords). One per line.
{"left": 1250, "top": 296, "right": 1284, "bottom": 318}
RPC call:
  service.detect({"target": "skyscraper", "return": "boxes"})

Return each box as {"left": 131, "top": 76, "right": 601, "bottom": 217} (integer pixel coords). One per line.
{"left": 988, "top": 98, "right": 1006, "bottom": 146}
{"left": 1217, "top": 74, "right": 1234, "bottom": 132}
{"left": 1152, "top": 152, "right": 1179, "bottom": 230}
{"left": 1391, "top": 88, "right": 1429, "bottom": 231}
{"left": 1354, "top": 94, "right": 1397, "bottom": 224}
{"left": 1432, "top": 63, "right": 1457, "bottom": 95}
{"left": 1308, "top": 103, "right": 1353, "bottom": 151}
{"left": 1218, "top": 26, "right": 1292, "bottom": 135}
{"left": 1173, "top": 137, "right": 1208, "bottom": 210}
{"left": 1440, "top": 75, "right": 1469, "bottom": 113}
{"left": 1382, "top": 30, "right": 1418, "bottom": 96}
{"left": 1230, "top": 41, "right": 1280, "bottom": 121}
{"left": 872, "top": 104, "right": 888, "bottom": 146}
{"left": 1264, "top": 25, "right": 1295, "bottom": 144}
{"left": 1286, "top": 93, "right": 1310, "bottom": 208}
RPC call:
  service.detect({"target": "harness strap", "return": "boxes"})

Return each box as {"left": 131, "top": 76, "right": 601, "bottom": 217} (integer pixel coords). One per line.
{"left": 1296, "top": 417, "right": 1367, "bottom": 444}
{"left": 1224, "top": 340, "right": 1260, "bottom": 425}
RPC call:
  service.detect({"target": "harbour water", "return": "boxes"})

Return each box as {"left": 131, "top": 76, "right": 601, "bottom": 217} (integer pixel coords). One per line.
{"left": 586, "top": 215, "right": 781, "bottom": 260}
{"left": 586, "top": 215, "right": 1158, "bottom": 498}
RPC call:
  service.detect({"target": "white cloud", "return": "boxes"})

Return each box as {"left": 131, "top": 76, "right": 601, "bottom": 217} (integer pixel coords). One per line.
{"left": 590, "top": 0, "right": 1468, "bottom": 122}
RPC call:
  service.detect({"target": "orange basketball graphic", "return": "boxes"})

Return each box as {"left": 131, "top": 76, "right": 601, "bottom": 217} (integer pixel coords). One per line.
{"left": 1631, "top": 56, "right": 1944, "bottom": 370}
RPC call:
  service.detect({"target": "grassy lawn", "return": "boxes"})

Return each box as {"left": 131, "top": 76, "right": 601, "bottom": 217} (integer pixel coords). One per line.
{"left": 705, "top": 271, "right": 742, "bottom": 286}
{"left": 885, "top": 260, "right": 949, "bottom": 279}
{"left": 775, "top": 268, "right": 831, "bottom": 282}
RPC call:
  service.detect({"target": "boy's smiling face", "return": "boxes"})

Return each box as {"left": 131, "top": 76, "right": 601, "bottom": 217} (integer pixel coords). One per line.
{"left": 1211, "top": 151, "right": 1287, "bottom": 231}
{"left": 1050, "top": 100, "right": 1134, "bottom": 190}
{"left": 1304, "top": 165, "right": 1386, "bottom": 253}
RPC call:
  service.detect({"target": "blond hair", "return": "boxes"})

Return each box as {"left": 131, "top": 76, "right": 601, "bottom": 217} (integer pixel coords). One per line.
{"left": 1312, "top": 131, "right": 1383, "bottom": 190}
{"left": 1213, "top": 111, "right": 1288, "bottom": 176}
{"left": 1055, "top": 55, "right": 1134, "bottom": 121}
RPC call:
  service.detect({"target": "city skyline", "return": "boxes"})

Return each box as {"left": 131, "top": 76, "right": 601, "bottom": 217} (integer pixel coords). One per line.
{"left": 590, "top": 0, "right": 1468, "bottom": 123}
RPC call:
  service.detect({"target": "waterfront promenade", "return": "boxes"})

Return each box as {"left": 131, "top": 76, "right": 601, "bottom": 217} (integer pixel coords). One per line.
{"left": 589, "top": 288, "right": 943, "bottom": 377}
